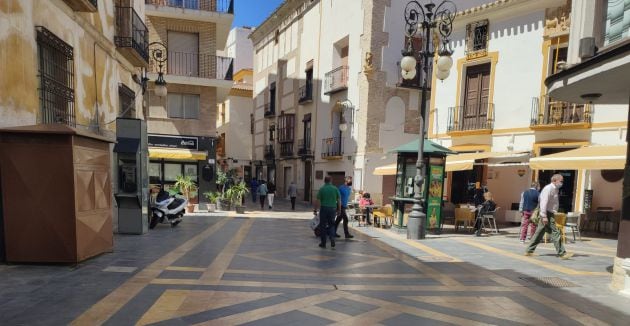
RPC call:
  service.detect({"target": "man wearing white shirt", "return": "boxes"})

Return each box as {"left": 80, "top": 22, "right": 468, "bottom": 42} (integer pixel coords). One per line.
{"left": 525, "top": 174, "right": 573, "bottom": 259}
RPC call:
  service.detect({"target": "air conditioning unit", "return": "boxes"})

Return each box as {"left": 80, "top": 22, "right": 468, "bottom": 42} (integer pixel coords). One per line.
{"left": 579, "top": 37, "right": 597, "bottom": 60}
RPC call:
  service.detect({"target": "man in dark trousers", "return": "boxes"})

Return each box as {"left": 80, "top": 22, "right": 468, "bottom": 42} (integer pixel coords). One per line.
{"left": 519, "top": 181, "right": 540, "bottom": 243}
{"left": 334, "top": 177, "right": 354, "bottom": 239}
{"left": 314, "top": 176, "right": 341, "bottom": 249}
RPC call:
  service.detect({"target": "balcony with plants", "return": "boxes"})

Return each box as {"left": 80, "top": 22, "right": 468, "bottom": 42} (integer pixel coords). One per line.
{"left": 530, "top": 95, "right": 592, "bottom": 130}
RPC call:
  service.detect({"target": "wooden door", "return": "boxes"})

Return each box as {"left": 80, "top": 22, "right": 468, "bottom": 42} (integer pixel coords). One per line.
{"left": 462, "top": 63, "right": 491, "bottom": 130}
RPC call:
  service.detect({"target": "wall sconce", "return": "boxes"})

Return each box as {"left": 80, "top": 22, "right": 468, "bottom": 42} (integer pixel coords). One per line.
{"left": 149, "top": 42, "right": 168, "bottom": 97}
{"left": 337, "top": 99, "right": 354, "bottom": 132}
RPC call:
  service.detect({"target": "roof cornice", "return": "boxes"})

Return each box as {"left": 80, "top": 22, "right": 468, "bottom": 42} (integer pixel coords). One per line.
{"left": 249, "top": 0, "right": 313, "bottom": 45}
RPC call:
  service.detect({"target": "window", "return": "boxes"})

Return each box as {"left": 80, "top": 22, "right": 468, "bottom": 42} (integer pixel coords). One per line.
{"left": 149, "top": 162, "right": 161, "bottom": 184}
{"left": 466, "top": 20, "right": 489, "bottom": 59}
{"left": 303, "top": 113, "right": 311, "bottom": 149}
{"left": 269, "top": 125, "right": 275, "bottom": 142}
{"left": 168, "top": 93, "right": 199, "bottom": 119}
{"left": 164, "top": 163, "right": 181, "bottom": 182}
{"left": 461, "top": 63, "right": 491, "bottom": 130}
{"left": 250, "top": 113, "right": 254, "bottom": 134}
{"left": 118, "top": 84, "right": 135, "bottom": 118}
{"left": 167, "top": 31, "right": 199, "bottom": 77}
{"left": 184, "top": 164, "right": 198, "bottom": 180}
{"left": 269, "top": 82, "right": 276, "bottom": 114}
{"left": 278, "top": 114, "right": 295, "bottom": 143}
{"left": 549, "top": 46, "right": 568, "bottom": 75}
{"left": 36, "top": 26, "right": 75, "bottom": 126}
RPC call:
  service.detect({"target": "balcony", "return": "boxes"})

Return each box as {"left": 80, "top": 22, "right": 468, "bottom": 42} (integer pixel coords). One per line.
{"left": 530, "top": 96, "right": 592, "bottom": 130}
{"left": 280, "top": 143, "right": 294, "bottom": 158}
{"left": 115, "top": 2, "right": 149, "bottom": 67}
{"left": 324, "top": 66, "right": 349, "bottom": 95}
{"left": 149, "top": 51, "right": 233, "bottom": 80}
{"left": 298, "top": 84, "right": 313, "bottom": 103}
{"left": 62, "top": 0, "right": 97, "bottom": 11}
{"left": 447, "top": 102, "right": 494, "bottom": 135}
{"left": 321, "top": 137, "right": 343, "bottom": 159}
{"left": 264, "top": 104, "right": 275, "bottom": 118}
{"left": 264, "top": 144, "right": 275, "bottom": 160}
{"left": 145, "top": 0, "right": 233, "bottom": 13}
{"left": 297, "top": 139, "right": 313, "bottom": 158}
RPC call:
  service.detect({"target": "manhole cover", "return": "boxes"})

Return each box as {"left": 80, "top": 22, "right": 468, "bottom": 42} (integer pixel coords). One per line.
{"left": 520, "top": 277, "right": 579, "bottom": 288}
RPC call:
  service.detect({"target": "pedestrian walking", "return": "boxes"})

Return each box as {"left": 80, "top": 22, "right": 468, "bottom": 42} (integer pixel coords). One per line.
{"left": 525, "top": 174, "right": 573, "bottom": 259}
{"left": 250, "top": 178, "right": 259, "bottom": 203}
{"left": 314, "top": 176, "right": 341, "bottom": 249}
{"left": 257, "top": 181, "right": 268, "bottom": 210}
{"left": 334, "top": 177, "right": 354, "bottom": 238}
{"left": 267, "top": 181, "right": 276, "bottom": 209}
{"left": 473, "top": 191, "right": 496, "bottom": 236}
{"left": 287, "top": 181, "right": 298, "bottom": 210}
{"left": 519, "top": 181, "right": 540, "bottom": 243}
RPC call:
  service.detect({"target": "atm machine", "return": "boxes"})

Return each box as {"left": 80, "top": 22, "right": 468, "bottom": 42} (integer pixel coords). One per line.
{"left": 114, "top": 118, "right": 148, "bottom": 234}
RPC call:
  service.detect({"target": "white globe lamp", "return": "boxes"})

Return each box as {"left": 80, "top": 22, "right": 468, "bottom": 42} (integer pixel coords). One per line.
{"left": 400, "top": 55, "right": 417, "bottom": 72}
{"left": 402, "top": 69, "right": 417, "bottom": 80}
{"left": 436, "top": 55, "right": 453, "bottom": 71}
{"left": 436, "top": 68, "right": 450, "bottom": 81}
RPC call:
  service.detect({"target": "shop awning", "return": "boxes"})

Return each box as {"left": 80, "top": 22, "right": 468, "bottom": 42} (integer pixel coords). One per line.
{"left": 148, "top": 148, "right": 207, "bottom": 160}
{"left": 373, "top": 163, "right": 397, "bottom": 176}
{"left": 391, "top": 139, "right": 456, "bottom": 155}
{"left": 529, "top": 145, "right": 626, "bottom": 170}
{"left": 445, "top": 152, "right": 529, "bottom": 172}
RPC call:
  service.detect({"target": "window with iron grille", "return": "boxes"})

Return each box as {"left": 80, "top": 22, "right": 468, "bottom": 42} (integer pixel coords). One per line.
{"left": 269, "top": 82, "right": 276, "bottom": 115}
{"left": 119, "top": 84, "right": 135, "bottom": 118}
{"left": 269, "top": 125, "right": 275, "bottom": 142}
{"left": 36, "top": 26, "right": 75, "bottom": 126}
{"left": 277, "top": 114, "right": 295, "bottom": 143}
{"left": 466, "top": 20, "right": 489, "bottom": 59}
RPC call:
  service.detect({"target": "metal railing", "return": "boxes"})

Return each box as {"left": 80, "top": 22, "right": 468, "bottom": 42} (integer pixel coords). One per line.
{"left": 531, "top": 95, "right": 591, "bottom": 127}
{"left": 148, "top": 51, "right": 233, "bottom": 80}
{"left": 298, "top": 139, "right": 312, "bottom": 156}
{"left": 115, "top": 2, "right": 149, "bottom": 63}
{"left": 298, "top": 84, "right": 312, "bottom": 103}
{"left": 324, "top": 65, "right": 349, "bottom": 94}
{"left": 264, "top": 144, "right": 275, "bottom": 160}
{"left": 280, "top": 143, "right": 294, "bottom": 157}
{"left": 447, "top": 101, "right": 494, "bottom": 132}
{"left": 321, "top": 137, "right": 344, "bottom": 159}
{"left": 145, "top": 0, "right": 234, "bottom": 14}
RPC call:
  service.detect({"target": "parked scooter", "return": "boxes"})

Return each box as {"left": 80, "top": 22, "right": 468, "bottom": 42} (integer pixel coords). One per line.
{"left": 150, "top": 189, "right": 187, "bottom": 229}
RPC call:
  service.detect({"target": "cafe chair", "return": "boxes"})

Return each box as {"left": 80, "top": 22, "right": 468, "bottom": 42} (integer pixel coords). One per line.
{"left": 544, "top": 212, "right": 567, "bottom": 243}
{"left": 565, "top": 212, "right": 582, "bottom": 242}
{"left": 350, "top": 206, "right": 367, "bottom": 227}
{"left": 373, "top": 204, "right": 393, "bottom": 228}
{"left": 454, "top": 206, "right": 476, "bottom": 232}
{"left": 480, "top": 207, "right": 500, "bottom": 234}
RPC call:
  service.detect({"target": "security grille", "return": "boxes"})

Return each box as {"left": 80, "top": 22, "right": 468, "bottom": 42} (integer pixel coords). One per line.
{"left": 37, "top": 26, "right": 75, "bottom": 127}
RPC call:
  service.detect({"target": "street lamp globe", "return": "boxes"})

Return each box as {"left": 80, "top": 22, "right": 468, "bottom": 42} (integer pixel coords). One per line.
{"left": 436, "top": 68, "right": 450, "bottom": 81}
{"left": 401, "top": 69, "right": 417, "bottom": 80}
{"left": 400, "top": 55, "right": 417, "bottom": 72}
{"left": 154, "top": 83, "right": 168, "bottom": 97}
{"left": 436, "top": 55, "right": 453, "bottom": 71}
{"left": 339, "top": 122, "right": 348, "bottom": 132}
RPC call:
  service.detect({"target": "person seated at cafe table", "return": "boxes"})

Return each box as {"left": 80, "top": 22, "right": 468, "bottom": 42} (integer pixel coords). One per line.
{"left": 359, "top": 193, "right": 375, "bottom": 225}
{"left": 473, "top": 191, "right": 496, "bottom": 237}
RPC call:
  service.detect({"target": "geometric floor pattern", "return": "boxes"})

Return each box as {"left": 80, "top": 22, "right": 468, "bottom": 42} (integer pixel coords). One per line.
{"left": 64, "top": 217, "right": 627, "bottom": 325}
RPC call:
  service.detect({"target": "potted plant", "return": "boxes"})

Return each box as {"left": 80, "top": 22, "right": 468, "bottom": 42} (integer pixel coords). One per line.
{"left": 215, "top": 170, "right": 232, "bottom": 211}
{"left": 174, "top": 175, "right": 198, "bottom": 213}
{"left": 203, "top": 191, "right": 220, "bottom": 212}
{"left": 227, "top": 182, "right": 249, "bottom": 214}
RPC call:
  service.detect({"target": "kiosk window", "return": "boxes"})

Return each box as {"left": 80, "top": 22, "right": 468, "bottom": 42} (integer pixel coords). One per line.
{"left": 164, "top": 163, "right": 180, "bottom": 182}
{"left": 149, "top": 163, "right": 161, "bottom": 184}
{"left": 184, "top": 164, "right": 198, "bottom": 180}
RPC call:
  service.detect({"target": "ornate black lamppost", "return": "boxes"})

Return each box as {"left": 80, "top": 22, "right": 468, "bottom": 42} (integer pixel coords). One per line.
{"left": 149, "top": 42, "right": 168, "bottom": 97}
{"left": 401, "top": 1, "right": 456, "bottom": 239}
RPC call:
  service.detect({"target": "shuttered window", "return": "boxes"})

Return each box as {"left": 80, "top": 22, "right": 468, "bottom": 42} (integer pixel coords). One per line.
{"left": 167, "top": 31, "right": 199, "bottom": 76}
{"left": 462, "top": 63, "right": 491, "bottom": 130}
{"left": 168, "top": 93, "right": 199, "bottom": 119}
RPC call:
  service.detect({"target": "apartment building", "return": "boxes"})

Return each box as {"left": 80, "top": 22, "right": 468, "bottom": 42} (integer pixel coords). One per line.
{"left": 144, "top": 0, "right": 234, "bottom": 201}
{"left": 250, "top": 0, "right": 428, "bottom": 202}
{"left": 542, "top": 0, "right": 630, "bottom": 295}
{"left": 216, "top": 27, "right": 254, "bottom": 180}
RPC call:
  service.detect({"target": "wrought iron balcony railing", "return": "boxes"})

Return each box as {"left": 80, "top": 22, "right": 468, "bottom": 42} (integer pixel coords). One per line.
{"left": 115, "top": 2, "right": 149, "bottom": 66}
{"left": 530, "top": 96, "right": 592, "bottom": 128}
{"left": 447, "top": 101, "right": 494, "bottom": 133}
{"left": 298, "top": 84, "right": 313, "bottom": 103}
{"left": 148, "top": 51, "right": 233, "bottom": 80}
{"left": 280, "top": 143, "right": 294, "bottom": 157}
{"left": 297, "top": 139, "right": 313, "bottom": 157}
{"left": 324, "top": 66, "right": 349, "bottom": 94}
{"left": 145, "top": 0, "right": 234, "bottom": 14}
{"left": 264, "top": 144, "right": 275, "bottom": 160}
{"left": 321, "top": 137, "right": 344, "bottom": 159}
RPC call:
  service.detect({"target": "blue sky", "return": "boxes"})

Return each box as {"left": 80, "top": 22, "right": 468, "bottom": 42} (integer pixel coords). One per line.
{"left": 233, "top": 0, "right": 285, "bottom": 28}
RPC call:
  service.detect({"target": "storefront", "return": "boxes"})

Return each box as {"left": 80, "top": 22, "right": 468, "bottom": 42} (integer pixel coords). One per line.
{"left": 147, "top": 134, "right": 216, "bottom": 203}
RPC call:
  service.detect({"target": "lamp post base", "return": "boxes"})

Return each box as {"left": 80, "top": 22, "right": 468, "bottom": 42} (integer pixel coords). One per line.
{"left": 407, "top": 216, "right": 426, "bottom": 240}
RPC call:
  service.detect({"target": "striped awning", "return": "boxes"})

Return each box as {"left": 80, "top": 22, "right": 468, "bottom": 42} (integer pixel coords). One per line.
{"left": 529, "top": 145, "right": 626, "bottom": 170}
{"left": 148, "top": 148, "right": 207, "bottom": 161}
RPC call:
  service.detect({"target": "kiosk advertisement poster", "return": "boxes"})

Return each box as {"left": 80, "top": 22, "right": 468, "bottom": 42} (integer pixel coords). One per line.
{"left": 427, "top": 165, "right": 444, "bottom": 230}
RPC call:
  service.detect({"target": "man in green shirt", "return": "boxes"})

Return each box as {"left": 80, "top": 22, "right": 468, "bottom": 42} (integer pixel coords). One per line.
{"left": 315, "top": 176, "right": 341, "bottom": 249}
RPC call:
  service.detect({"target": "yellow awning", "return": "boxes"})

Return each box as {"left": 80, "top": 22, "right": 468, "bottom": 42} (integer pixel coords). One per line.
{"left": 445, "top": 152, "right": 529, "bottom": 172}
{"left": 149, "top": 148, "right": 207, "bottom": 160}
{"left": 373, "top": 163, "right": 397, "bottom": 176}
{"left": 529, "top": 145, "right": 626, "bottom": 170}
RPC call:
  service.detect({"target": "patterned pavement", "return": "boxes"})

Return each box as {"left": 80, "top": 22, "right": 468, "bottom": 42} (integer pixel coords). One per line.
{"left": 1, "top": 207, "right": 629, "bottom": 325}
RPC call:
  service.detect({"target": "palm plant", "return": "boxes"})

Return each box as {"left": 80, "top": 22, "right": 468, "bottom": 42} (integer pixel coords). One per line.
{"left": 226, "top": 182, "right": 249, "bottom": 207}
{"left": 174, "top": 175, "right": 198, "bottom": 202}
